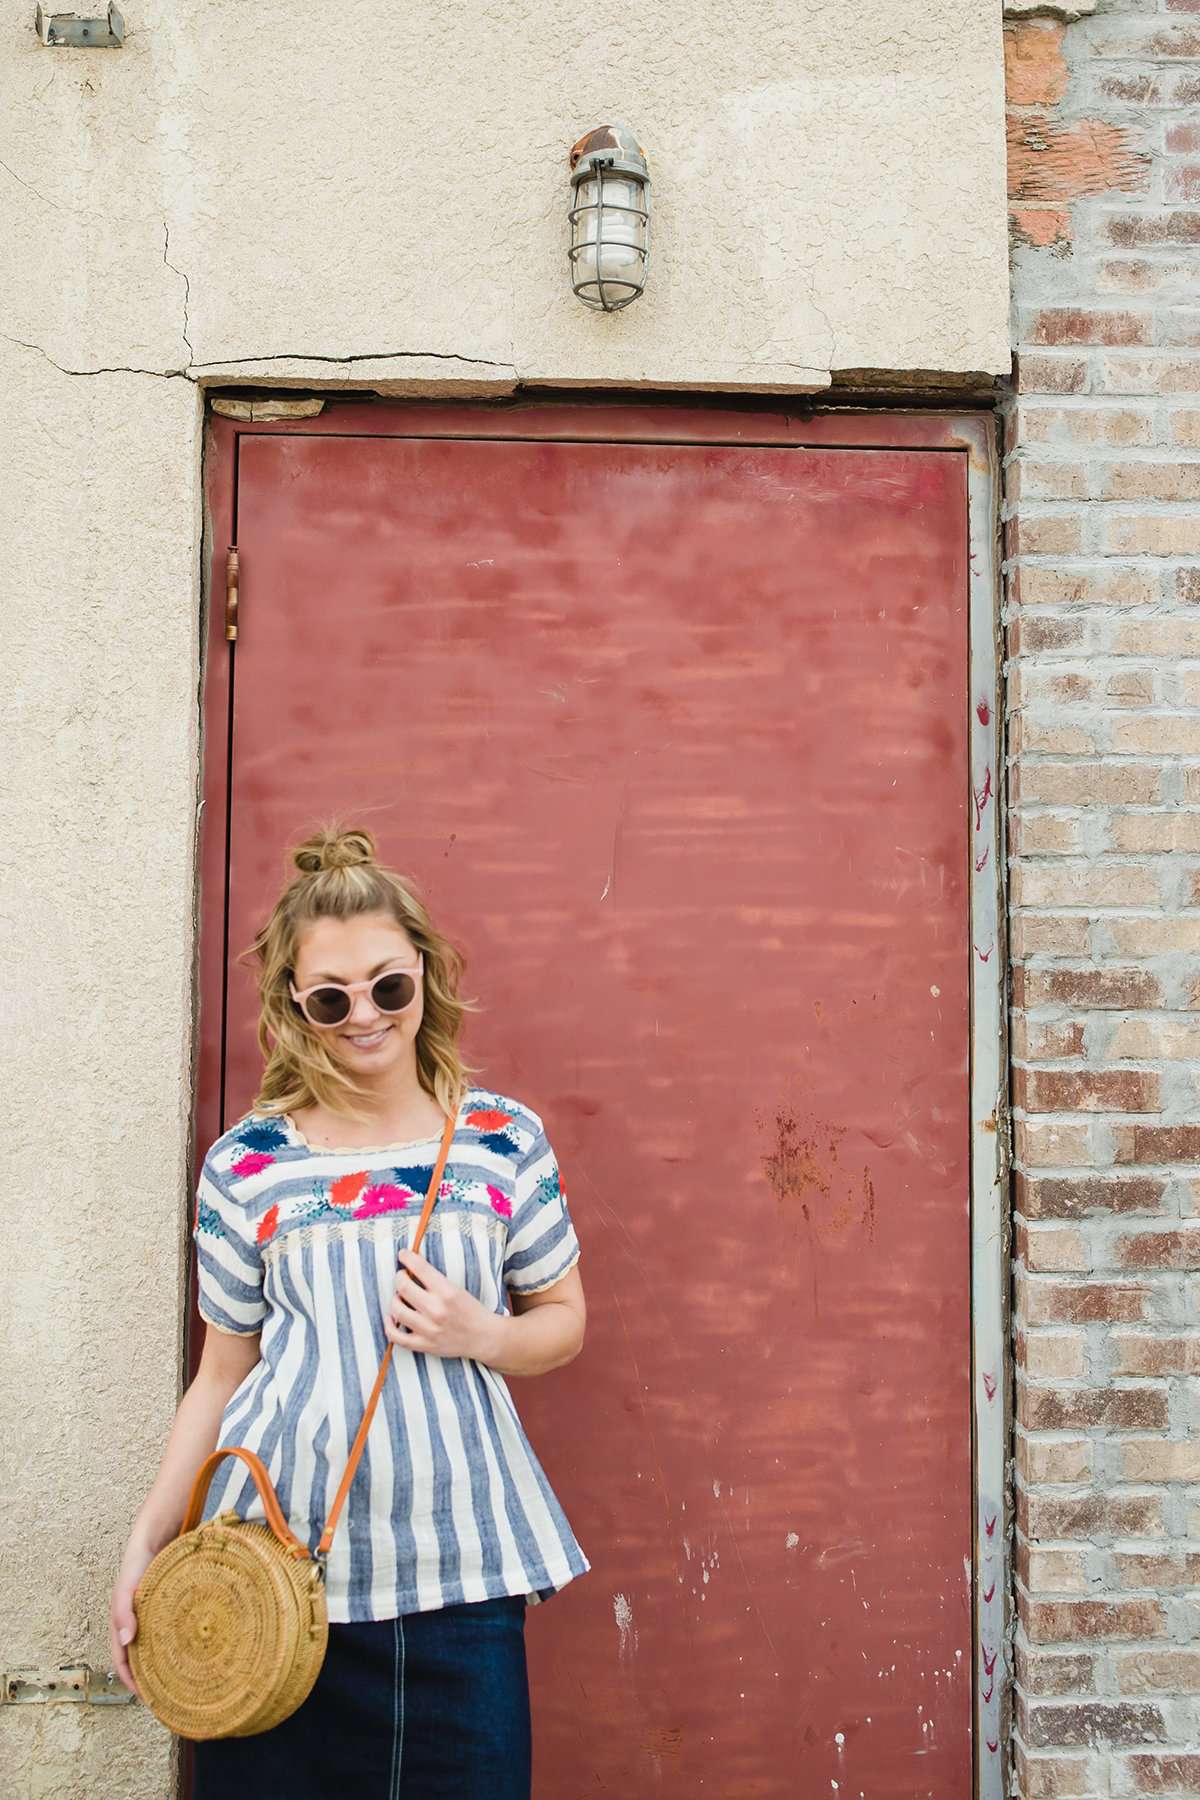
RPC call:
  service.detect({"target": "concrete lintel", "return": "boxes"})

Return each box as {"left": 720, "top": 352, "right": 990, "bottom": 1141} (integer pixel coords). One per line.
{"left": 1003, "top": 0, "right": 1096, "bottom": 21}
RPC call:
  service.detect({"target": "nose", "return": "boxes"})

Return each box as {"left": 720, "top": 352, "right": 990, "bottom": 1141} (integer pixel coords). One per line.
{"left": 346, "top": 990, "right": 385, "bottom": 1029}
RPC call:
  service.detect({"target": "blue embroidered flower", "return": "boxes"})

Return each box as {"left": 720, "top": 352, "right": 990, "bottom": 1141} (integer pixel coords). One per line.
{"left": 534, "top": 1169, "right": 559, "bottom": 1206}
{"left": 478, "top": 1131, "right": 518, "bottom": 1156}
{"left": 196, "top": 1199, "right": 227, "bottom": 1237}
{"left": 239, "top": 1119, "right": 289, "bottom": 1153}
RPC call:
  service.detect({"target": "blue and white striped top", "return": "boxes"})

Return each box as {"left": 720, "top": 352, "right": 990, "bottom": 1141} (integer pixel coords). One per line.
{"left": 192, "top": 1084, "right": 590, "bottom": 1623}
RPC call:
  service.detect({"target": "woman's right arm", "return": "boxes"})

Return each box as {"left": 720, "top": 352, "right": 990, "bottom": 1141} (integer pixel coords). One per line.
{"left": 109, "top": 1323, "right": 262, "bottom": 1696}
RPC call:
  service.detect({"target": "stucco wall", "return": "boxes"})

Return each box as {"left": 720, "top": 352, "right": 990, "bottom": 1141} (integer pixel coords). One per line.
{"left": 0, "top": 2, "right": 1008, "bottom": 1793}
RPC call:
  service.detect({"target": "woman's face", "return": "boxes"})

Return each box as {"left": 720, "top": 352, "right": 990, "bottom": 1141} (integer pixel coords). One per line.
{"left": 291, "top": 910, "right": 424, "bottom": 1077}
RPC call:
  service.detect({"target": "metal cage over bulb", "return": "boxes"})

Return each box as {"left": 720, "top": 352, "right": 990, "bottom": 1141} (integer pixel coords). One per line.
{"left": 567, "top": 123, "right": 650, "bottom": 312}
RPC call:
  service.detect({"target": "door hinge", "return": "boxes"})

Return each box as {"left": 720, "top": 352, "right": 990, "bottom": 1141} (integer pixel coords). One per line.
{"left": 2, "top": 1663, "right": 134, "bottom": 1706}
{"left": 225, "top": 545, "right": 239, "bottom": 642}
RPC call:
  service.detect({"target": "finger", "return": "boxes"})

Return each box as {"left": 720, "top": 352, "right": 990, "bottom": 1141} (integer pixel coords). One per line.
{"left": 397, "top": 1248, "right": 443, "bottom": 1288}
{"left": 394, "top": 1270, "right": 430, "bottom": 1311}
{"left": 390, "top": 1294, "right": 424, "bottom": 1331}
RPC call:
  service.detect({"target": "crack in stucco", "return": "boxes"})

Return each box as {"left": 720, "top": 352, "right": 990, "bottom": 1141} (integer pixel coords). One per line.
{"left": 0, "top": 330, "right": 519, "bottom": 383}
{"left": 0, "top": 154, "right": 68, "bottom": 214}
{"left": 162, "top": 223, "right": 194, "bottom": 364}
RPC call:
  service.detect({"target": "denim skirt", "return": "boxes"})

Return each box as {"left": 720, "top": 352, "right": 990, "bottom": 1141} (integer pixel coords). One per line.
{"left": 190, "top": 1593, "right": 531, "bottom": 1800}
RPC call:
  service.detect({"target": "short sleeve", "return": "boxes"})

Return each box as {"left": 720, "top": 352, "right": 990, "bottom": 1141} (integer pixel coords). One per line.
{"left": 503, "top": 1124, "right": 582, "bottom": 1296}
{"left": 193, "top": 1150, "right": 268, "bottom": 1336}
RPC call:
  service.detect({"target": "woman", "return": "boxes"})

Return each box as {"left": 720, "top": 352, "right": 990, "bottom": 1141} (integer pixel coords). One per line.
{"left": 109, "top": 826, "right": 590, "bottom": 1796}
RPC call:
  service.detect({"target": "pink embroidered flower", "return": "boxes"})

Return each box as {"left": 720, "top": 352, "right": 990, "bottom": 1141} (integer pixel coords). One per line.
{"left": 256, "top": 1203, "right": 280, "bottom": 1245}
{"left": 233, "top": 1151, "right": 275, "bottom": 1178}
{"left": 438, "top": 1180, "right": 453, "bottom": 1199}
{"left": 353, "top": 1183, "right": 413, "bottom": 1219}
{"left": 486, "top": 1184, "right": 512, "bottom": 1219}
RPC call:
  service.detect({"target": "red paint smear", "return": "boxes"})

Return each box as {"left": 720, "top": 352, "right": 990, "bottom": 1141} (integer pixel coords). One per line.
{"left": 976, "top": 699, "right": 990, "bottom": 726}
{"left": 987, "top": 1739, "right": 999, "bottom": 1755}
{"left": 975, "top": 941, "right": 994, "bottom": 963}
{"left": 984, "top": 1513, "right": 997, "bottom": 1539}
{"left": 982, "top": 1645, "right": 997, "bottom": 1676}
{"left": 972, "top": 766, "right": 992, "bottom": 830}
{"left": 983, "top": 1372, "right": 997, "bottom": 1402}
{"left": 983, "top": 1581, "right": 996, "bottom": 1604}
{"left": 975, "top": 845, "right": 990, "bottom": 874}
{"left": 982, "top": 1680, "right": 994, "bottom": 1704}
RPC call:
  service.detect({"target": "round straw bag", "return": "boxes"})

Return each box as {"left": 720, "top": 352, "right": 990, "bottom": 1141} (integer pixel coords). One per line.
{"left": 129, "top": 1103, "right": 460, "bottom": 1740}
{"left": 128, "top": 1448, "right": 329, "bottom": 1739}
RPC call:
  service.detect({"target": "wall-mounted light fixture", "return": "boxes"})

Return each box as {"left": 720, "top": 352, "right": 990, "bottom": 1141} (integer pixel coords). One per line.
{"left": 567, "top": 123, "right": 650, "bottom": 312}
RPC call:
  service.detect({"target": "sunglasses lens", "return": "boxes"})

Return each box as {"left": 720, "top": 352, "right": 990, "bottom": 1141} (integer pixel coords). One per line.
{"left": 371, "top": 971, "right": 417, "bottom": 1013}
{"left": 305, "top": 986, "right": 352, "bottom": 1027}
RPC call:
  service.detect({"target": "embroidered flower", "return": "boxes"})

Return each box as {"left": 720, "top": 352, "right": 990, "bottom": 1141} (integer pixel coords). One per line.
{"left": 353, "top": 1183, "right": 414, "bottom": 1219}
{"left": 239, "top": 1119, "right": 289, "bottom": 1153}
{"left": 486, "top": 1184, "right": 513, "bottom": 1219}
{"left": 232, "top": 1150, "right": 275, "bottom": 1178}
{"left": 478, "top": 1130, "right": 518, "bottom": 1156}
{"left": 256, "top": 1203, "right": 280, "bottom": 1245}
{"left": 467, "top": 1108, "right": 514, "bottom": 1131}
{"left": 438, "top": 1180, "right": 453, "bottom": 1199}
{"left": 331, "top": 1170, "right": 370, "bottom": 1209}
{"left": 195, "top": 1199, "right": 226, "bottom": 1237}
{"left": 535, "top": 1169, "right": 560, "bottom": 1207}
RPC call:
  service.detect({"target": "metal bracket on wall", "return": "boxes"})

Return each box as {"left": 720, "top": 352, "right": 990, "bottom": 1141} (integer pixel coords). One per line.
{"left": 35, "top": 3, "right": 124, "bottom": 45}
{"left": 2, "top": 1664, "right": 134, "bottom": 1705}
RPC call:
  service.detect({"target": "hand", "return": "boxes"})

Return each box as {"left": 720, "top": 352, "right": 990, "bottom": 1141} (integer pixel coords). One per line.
{"left": 386, "top": 1248, "right": 501, "bottom": 1362}
{"left": 110, "top": 1534, "right": 157, "bottom": 1699}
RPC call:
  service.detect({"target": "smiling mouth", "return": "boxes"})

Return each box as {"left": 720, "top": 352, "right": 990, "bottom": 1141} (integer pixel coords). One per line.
{"left": 343, "top": 1025, "right": 392, "bottom": 1049}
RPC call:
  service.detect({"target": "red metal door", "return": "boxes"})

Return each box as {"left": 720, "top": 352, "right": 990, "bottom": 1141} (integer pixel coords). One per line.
{"left": 198, "top": 402, "right": 974, "bottom": 1797}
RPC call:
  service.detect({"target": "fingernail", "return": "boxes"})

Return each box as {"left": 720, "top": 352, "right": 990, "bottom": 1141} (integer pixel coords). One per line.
{"left": 119, "top": 1627, "right": 133, "bottom": 1645}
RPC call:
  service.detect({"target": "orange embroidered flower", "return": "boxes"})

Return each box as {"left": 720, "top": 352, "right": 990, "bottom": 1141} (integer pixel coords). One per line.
{"left": 331, "top": 1171, "right": 370, "bottom": 1209}
{"left": 466, "top": 1108, "right": 514, "bottom": 1131}
{"left": 256, "top": 1203, "right": 280, "bottom": 1245}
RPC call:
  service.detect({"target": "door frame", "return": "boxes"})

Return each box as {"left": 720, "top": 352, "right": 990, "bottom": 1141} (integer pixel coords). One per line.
{"left": 194, "top": 396, "right": 1009, "bottom": 1797}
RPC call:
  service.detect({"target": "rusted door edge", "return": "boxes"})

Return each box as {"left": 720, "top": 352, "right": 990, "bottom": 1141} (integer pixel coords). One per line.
{"left": 196, "top": 399, "right": 1009, "bottom": 1797}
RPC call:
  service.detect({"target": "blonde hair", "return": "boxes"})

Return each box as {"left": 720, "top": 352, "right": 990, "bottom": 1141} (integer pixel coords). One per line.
{"left": 239, "top": 823, "right": 483, "bottom": 1124}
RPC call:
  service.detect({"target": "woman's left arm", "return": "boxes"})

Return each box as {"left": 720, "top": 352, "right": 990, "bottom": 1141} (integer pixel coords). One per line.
{"left": 386, "top": 1250, "right": 586, "bottom": 1377}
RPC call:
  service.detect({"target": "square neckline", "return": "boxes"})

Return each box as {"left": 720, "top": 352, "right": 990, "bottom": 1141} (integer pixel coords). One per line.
{"left": 278, "top": 1088, "right": 469, "bottom": 1156}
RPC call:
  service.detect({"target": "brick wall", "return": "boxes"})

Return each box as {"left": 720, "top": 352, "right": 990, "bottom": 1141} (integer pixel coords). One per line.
{"left": 1005, "top": 0, "right": 1200, "bottom": 1794}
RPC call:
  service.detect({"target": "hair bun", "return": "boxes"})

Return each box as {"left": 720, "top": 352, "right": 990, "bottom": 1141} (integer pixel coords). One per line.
{"left": 292, "top": 826, "right": 377, "bottom": 876}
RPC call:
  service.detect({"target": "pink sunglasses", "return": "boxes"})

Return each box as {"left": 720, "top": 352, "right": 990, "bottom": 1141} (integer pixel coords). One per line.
{"left": 289, "top": 954, "right": 424, "bottom": 1029}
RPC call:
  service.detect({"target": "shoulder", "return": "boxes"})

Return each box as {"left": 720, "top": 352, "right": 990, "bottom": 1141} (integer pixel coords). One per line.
{"left": 461, "top": 1086, "right": 548, "bottom": 1160}
{"left": 200, "top": 1110, "right": 292, "bottom": 1191}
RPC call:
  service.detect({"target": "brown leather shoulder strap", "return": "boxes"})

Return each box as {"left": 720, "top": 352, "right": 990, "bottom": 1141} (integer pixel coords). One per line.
{"left": 316, "top": 1095, "right": 460, "bottom": 1558}
{"left": 182, "top": 1447, "right": 311, "bottom": 1558}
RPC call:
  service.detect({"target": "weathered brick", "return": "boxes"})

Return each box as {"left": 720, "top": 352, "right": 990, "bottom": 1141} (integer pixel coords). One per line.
{"left": 1016, "top": 1646, "right": 1098, "bottom": 1698}
{"left": 1011, "top": 811, "right": 1088, "bottom": 856}
{"left": 1007, "top": 613, "right": 1089, "bottom": 657}
{"left": 1120, "top": 1439, "right": 1200, "bottom": 1480}
{"left": 1104, "top": 511, "right": 1200, "bottom": 554}
{"left": 1019, "top": 1542, "right": 1091, "bottom": 1593}
{"left": 1008, "top": 456, "right": 1091, "bottom": 501}
{"left": 1124, "top": 1753, "right": 1200, "bottom": 1792}
{"left": 1113, "top": 1549, "right": 1200, "bottom": 1589}
{"left": 1013, "top": 1746, "right": 1096, "bottom": 1800}
{"left": 1015, "top": 352, "right": 1091, "bottom": 394}
{"left": 1113, "top": 1226, "right": 1200, "bottom": 1269}
{"left": 1014, "top": 565, "right": 1157, "bottom": 606}
{"left": 1105, "top": 914, "right": 1200, "bottom": 952}
{"left": 1027, "top": 1598, "right": 1166, "bottom": 1643}
{"left": 1103, "top": 213, "right": 1200, "bottom": 249}
{"left": 1018, "top": 1432, "right": 1094, "bottom": 1481}
{"left": 1111, "top": 616, "right": 1200, "bottom": 653}
{"left": 1107, "top": 1017, "right": 1200, "bottom": 1057}
{"left": 1024, "top": 1277, "right": 1150, "bottom": 1324}
{"left": 1015, "top": 1118, "right": 1096, "bottom": 1167}
{"left": 1014, "top": 863, "right": 1161, "bottom": 906}
{"left": 1086, "top": 23, "right": 1200, "bottom": 60}
{"left": 1113, "top": 1123, "right": 1200, "bottom": 1163}
{"left": 1018, "top": 967, "right": 1164, "bottom": 1010}
{"left": 1110, "top": 811, "right": 1200, "bottom": 852}
{"left": 1011, "top": 511, "right": 1088, "bottom": 556}
{"left": 1018, "top": 1175, "right": 1166, "bottom": 1218}
{"left": 1023, "top": 1699, "right": 1166, "bottom": 1749}
{"left": 1021, "top": 1223, "right": 1090, "bottom": 1270}
{"left": 1170, "top": 407, "right": 1200, "bottom": 445}
{"left": 1098, "top": 459, "right": 1200, "bottom": 499}
{"left": 1017, "top": 761, "right": 1161, "bottom": 804}
{"left": 1015, "top": 1067, "right": 1161, "bottom": 1113}
{"left": 1018, "top": 404, "right": 1154, "bottom": 445}
{"left": 1115, "top": 1649, "right": 1200, "bottom": 1693}
{"left": 1019, "top": 1384, "right": 1169, "bottom": 1429}
{"left": 1011, "top": 914, "right": 1093, "bottom": 958}
{"left": 1020, "top": 1490, "right": 1166, "bottom": 1539}
{"left": 1110, "top": 1332, "right": 1200, "bottom": 1376}
{"left": 1026, "top": 308, "right": 1153, "bottom": 347}
{"left": 1005, "top": 20, "right": 1070, "bottom": 106}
